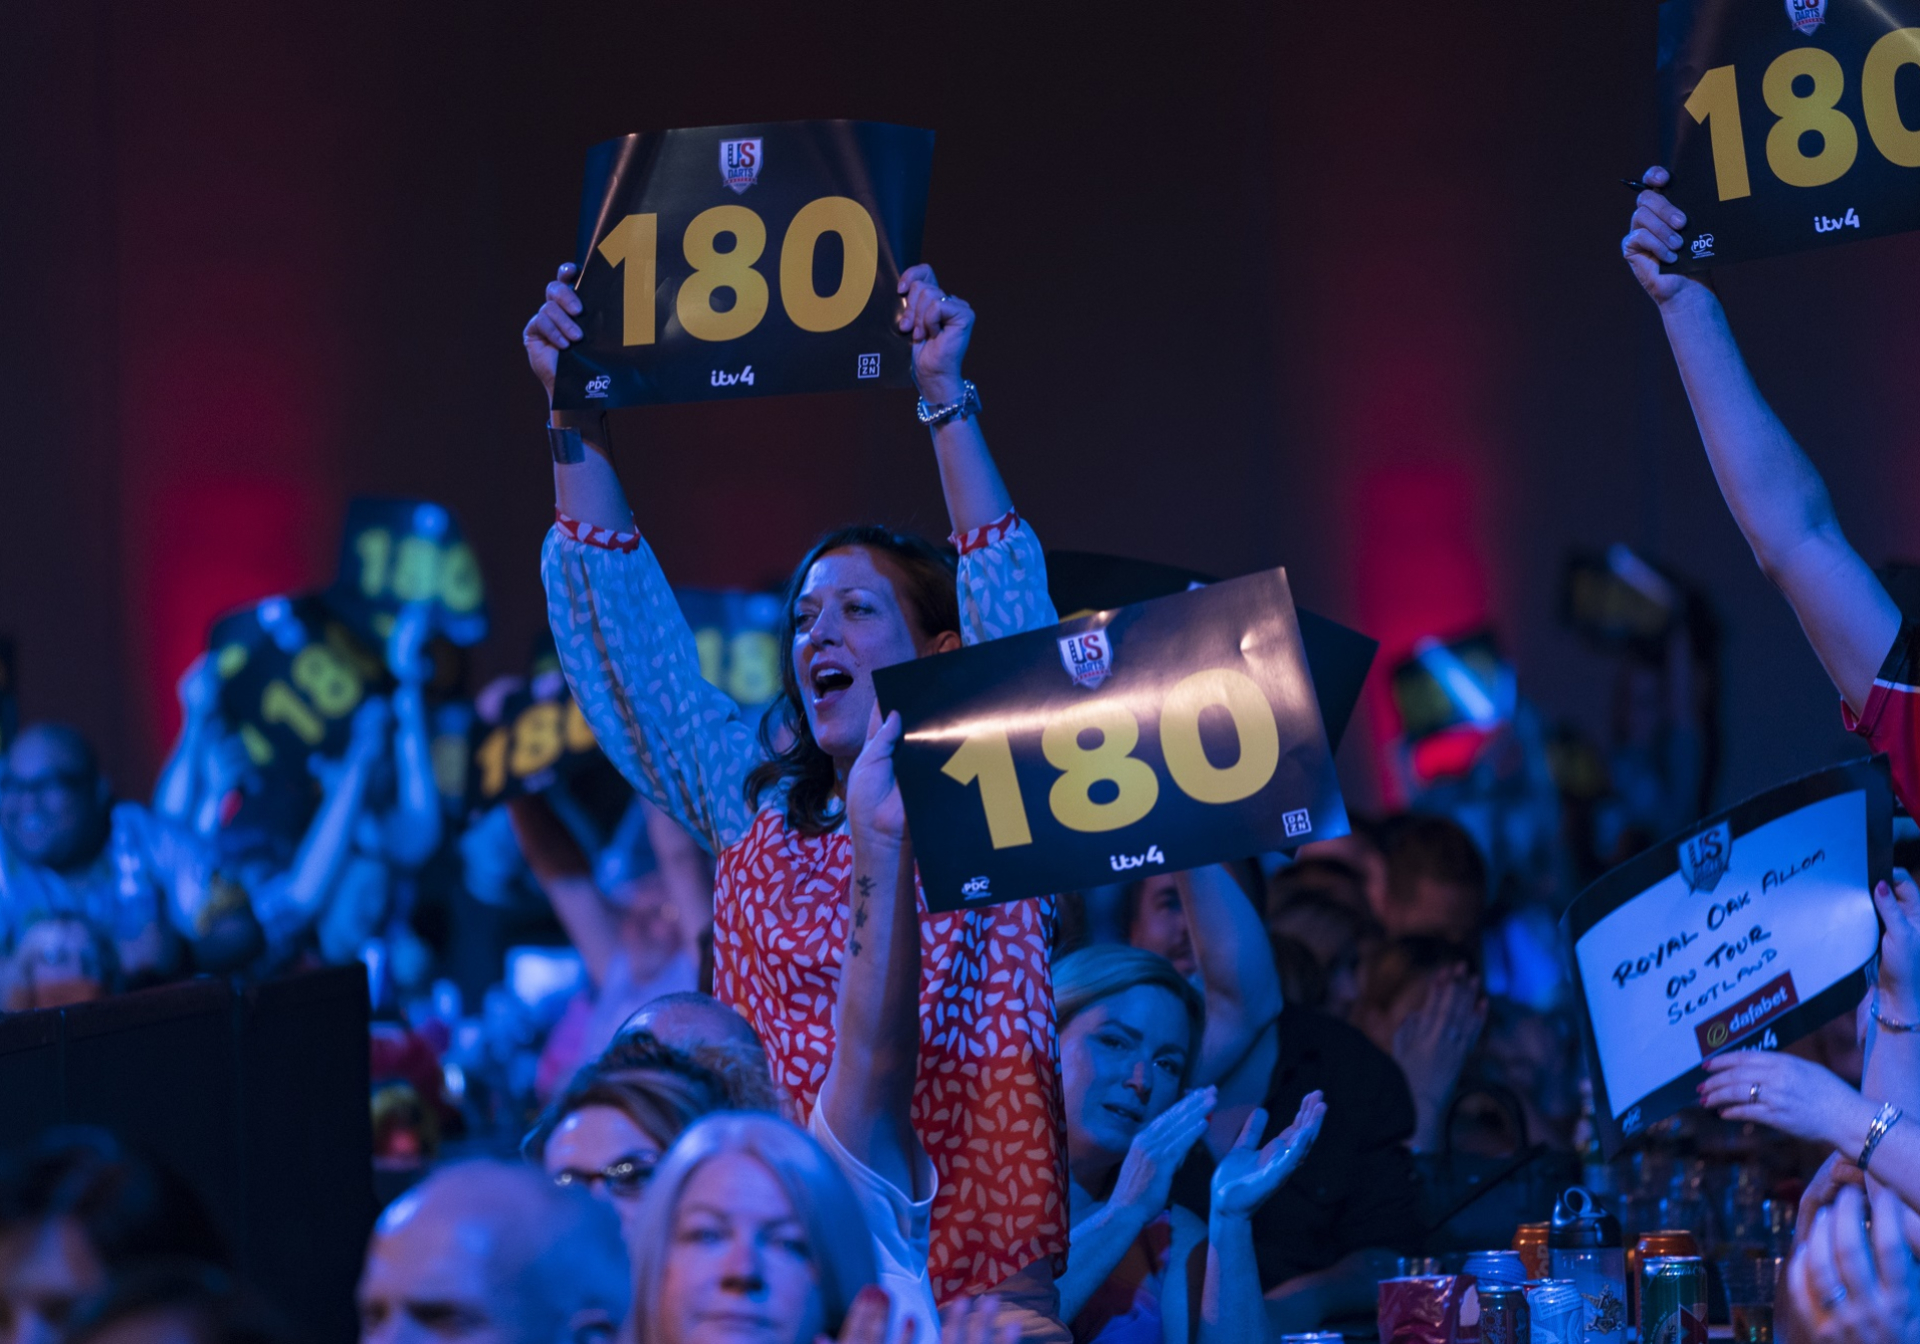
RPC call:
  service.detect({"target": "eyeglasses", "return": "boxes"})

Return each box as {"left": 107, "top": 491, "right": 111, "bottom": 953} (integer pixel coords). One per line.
{"left": 0, "top": 772, "right": 90, "bottom": 803}
{"left": 552, "top": 1153, "right": 656, "bottom": 1199}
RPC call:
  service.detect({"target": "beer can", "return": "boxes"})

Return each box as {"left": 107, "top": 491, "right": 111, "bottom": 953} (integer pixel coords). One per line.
{"left": 1513, "top": 1221, "right": 1552, "bottom": 1280}
{"left": 1639, "top": 1256, "right": 1708, "bottom": 1344}
{"left": 1628, "top": 1230, "right": 1701, "bottom": 1325}
{"left": 1480, "top": 1282, "right": 1531, "bottom": 1344}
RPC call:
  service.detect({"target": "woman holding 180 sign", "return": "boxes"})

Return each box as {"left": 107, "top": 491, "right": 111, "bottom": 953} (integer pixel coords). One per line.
{"left": 524, "top": 261, "right": 1068, "bottom": 1328}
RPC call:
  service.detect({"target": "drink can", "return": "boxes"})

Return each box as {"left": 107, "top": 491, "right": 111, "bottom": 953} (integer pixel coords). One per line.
{"left": 1526, "top": 1280, "right": 1584, "bottom": 1344}
{"left": 1513, "top": 1222, "right": 1552, "bottom": 1280}
{"left": 1280, "top": 1335, "right": 1345, "bottom": 1344}
{"left": 1640, "top": 1256, "right": 1708, "bottom": 1344}
{"left": 1629, "top": 1231, "right": 1700, "bottom": 1325}
{"left": 1481, "top": 1282, "right": 1531, "bottom": 1344}
{"left": 1464, "top": 1250, "right": 1529, "bottom": 1287}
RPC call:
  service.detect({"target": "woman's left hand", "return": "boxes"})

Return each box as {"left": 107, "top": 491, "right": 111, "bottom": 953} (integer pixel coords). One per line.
{"left": 1211, "top": 1090, "right": 1326, "bottom": 1221}
{"left": 1786, "top": 1184, "right": 1920, "bottom": 1344}
{"left": 938, "top": 1294, "right": 1019, "bottom": 1344}
{"left": 1699, "top": 1050, "right": 1873, "bottom": 1149}
{"left": 846, "top": 707, "right": 907, "bottom": 847}
{"left": 897, "top": 263, "right": 973, "bottom": 406}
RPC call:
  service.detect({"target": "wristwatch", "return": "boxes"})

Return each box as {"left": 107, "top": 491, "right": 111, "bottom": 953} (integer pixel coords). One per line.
{"left": 917, "top": 380, "right": 981, "bottom": 428}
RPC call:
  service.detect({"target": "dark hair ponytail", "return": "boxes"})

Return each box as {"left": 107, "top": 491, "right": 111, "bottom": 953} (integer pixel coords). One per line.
{"left": 744, "top": 526, "right": 959, "bottom": 835}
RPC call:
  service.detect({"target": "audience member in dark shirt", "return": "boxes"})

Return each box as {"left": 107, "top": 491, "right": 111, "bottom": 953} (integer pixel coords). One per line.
{"left": 1173, "top": 1006, "right": 1420, "bottom": 1326}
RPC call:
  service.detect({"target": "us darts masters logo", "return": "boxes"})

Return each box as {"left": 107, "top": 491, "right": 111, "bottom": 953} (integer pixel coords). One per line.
{"left": 1786, "top": 0, "right": 1827, "bottom": 35}
{"left": 1059, "top": 631, "right": 1113, "bottom": 690}
{"left": 720, "top": 138, "right": 762, "bottom": 193}
{"left": 1678, "top": 820, "right": 1731, "bottom": 895}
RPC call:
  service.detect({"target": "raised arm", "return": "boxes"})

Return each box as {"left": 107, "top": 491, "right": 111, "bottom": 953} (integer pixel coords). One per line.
{"left": 507, "top": 791, "right": 621, "bottom": 989}
{"left": 527, "top": 262, "right": 635, "bottom": 534}
{"left": 1624, "top": 166, "right": 1899, "bottom": 714}
{"left": 1177, "top": 865, "right": 1283, "bottom": 1092}
{"left": 380, "top": 604, "right": 444, "bottom": 869}
{"left": 250, "top": 697, "right": 387, "bottom": 955}
{"left": 524, "top": 264, "right": 761, "bottom": 854}
{"left": 1197, "top": 1096, "right": 1325, "bottom": 1344}
{"left": 898, "top": 264, "right": 1012, "bottom": 536}
{"left": 818, "top": 710, "right": 924, "bottom": 1195}
{"left": 153, "top": 655, "right": 222, "bottom": 825}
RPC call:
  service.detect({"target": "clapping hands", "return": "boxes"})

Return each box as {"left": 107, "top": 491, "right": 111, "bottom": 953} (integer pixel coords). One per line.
{"left": 1212, "top": 1091, "right": 1326, "bottom": 1222}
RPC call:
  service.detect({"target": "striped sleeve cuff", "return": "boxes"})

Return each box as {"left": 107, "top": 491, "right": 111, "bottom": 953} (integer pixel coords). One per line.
{"left": 554, "top": 511, "right": 642, "bottom": 554}
{"left": 950, "top": 508, "right": 1021, "bottom": 556}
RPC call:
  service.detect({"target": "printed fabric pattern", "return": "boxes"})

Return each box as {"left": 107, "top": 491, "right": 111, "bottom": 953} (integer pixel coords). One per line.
{"left": 543, "top": 509, "right": 1068, "bottom": 1299}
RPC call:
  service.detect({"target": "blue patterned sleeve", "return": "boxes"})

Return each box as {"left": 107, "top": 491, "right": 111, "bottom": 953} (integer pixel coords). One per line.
{"left": 542, "top": 517, "right": 762, "bottom": 855}
{"left": 952, "top": 511, "right": 1057, "bottom": 645}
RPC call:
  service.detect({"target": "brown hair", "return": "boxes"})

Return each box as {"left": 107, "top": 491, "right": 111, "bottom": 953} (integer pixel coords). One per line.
{"left": 522, "top": 1032, "right": 731, "bottom": 1160}
{"left": 743, "top": 526, "right": 960, "bottom": 836}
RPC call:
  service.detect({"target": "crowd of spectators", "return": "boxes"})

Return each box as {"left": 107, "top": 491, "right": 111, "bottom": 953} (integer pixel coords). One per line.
{"left": 0, "top": 173, "right": 1916, "bottom": 1344}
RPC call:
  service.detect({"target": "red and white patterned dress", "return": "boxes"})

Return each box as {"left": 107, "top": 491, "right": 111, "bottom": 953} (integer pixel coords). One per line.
{"left": 543, "top": 509, "right": 1067, "bottom": 1301}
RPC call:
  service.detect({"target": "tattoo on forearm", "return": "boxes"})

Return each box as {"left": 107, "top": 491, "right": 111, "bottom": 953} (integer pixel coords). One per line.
{"left": 850, "top": 874, "right": 873, "bottom": 957}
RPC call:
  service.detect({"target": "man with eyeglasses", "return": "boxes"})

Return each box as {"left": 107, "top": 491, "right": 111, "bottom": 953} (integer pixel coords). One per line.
{"left": 0, "top": 723, "right": 240, "bottom": 987}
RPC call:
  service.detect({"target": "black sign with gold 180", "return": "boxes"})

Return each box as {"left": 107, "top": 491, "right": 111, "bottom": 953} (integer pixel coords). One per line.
{"left": 551, "top": 120, "right": 934, "bottom": 409}
{"left": 209, "top": 595, "right": 392, "bottom": 775}
{"left": 1661, "top": 0, "right": 1920, "bottom": 270}
{"left": 875, "top": 568, "right": 1354, "bottom": 913}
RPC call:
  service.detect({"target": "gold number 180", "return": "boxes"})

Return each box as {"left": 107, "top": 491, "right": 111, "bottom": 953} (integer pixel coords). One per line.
{"left": 1686, "top": 28, "right": 1920, "bottom": 202}
{"left": 939, "top": 667, "right": 1284, "bottom": 849}
{"left": 595, "top": 197, "right": 880, "bottom": 346}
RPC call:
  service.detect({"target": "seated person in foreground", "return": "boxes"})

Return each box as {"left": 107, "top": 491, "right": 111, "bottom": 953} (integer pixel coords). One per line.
{"left": 356, "top": 1160, "right": 628, "bottom": 1344}
{"left": 1054, "top": 943, "right": 1324, "bottom": 1344}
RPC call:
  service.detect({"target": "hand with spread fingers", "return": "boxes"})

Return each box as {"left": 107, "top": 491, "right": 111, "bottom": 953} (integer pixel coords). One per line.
{"left": 1211, "top": 1091, "right": 1326, "bottom": 1222}
{"left": 896, "top": 263, "right": 973, "bottom": 406}
{"left": 1107, "top": 1086, "right": 1217, "bottom": 1221}
{"left": 1699, "top": 1050, "right": 1875, "bottom": 1149}
{"left": 1786, "top": 1184, "right": 1920, "bottom": 1344}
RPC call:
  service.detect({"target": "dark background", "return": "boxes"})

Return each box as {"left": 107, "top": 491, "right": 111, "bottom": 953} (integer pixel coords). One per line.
{"left": 5, "top": 2, "right": 1917, "bottom": 816}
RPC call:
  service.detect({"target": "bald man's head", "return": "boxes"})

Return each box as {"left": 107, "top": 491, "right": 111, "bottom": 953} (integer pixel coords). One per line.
{"left": 0, "top": 723, "right": 108, "bottom": 870}
{"left": 621, "top": 996, "right": 779, "bottom": 1112}
{"left": 358, "top": 1162, "right": 628, "bottom": 1344}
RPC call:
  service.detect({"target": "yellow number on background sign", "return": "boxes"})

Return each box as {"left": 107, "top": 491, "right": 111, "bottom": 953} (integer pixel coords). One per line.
{"left": 1763, "top": 47, "right": 1857, "bottom": 188}
{"left": 600, "top": 198, "right": 882, "bottom": 348}
{"left": 597, "top": 213, "right": 659, "bottom": 346}
{"left": 475, "top": 727, "right": 509, "bottom": 798}
{"left": 356, "top": 528, "right": 393, "bottom": 597}
{"left": 291, "top": 645, "right": 363, "bottom": 718}
{"left": 262, "top": 680, "right": 325, "bottom": 745}
{"left": 439, "top": 543, "right": 483, "bottom": 613}
{"left": 1685, "top": 65, "right": 1752, "bottom": 201}
{"left": 779, "top": 196, "right": 879, "bottom": 333}
{"left": 510, "top": 703, "right": 563, "bottom": 777}
{"left": 564, "top": 699, "right": 598, "bottom": 753}
{"left": 678, "top": 206, "right": 770, "bottom": 342}
{"left": 1042, "top": 702, "right": 1160, "bottom": 834}
{"left": 942, "top": 727, "right": 1034, "bottom": 849}
{"left": 939, "top": 668, "right": 1286, "bottom": 846}
{"left": 1864, "top": 28, "right": 1920, "bottom": 167}
{"left": 1158, "top": 669, "right": 1280, "bottom": 804}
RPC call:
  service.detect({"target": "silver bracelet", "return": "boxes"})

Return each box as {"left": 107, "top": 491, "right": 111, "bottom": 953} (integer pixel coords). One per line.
{"left": 1872, "top": 991, "right": 1920, "bottom": 1033}
{"left": 547, "top": 425, "right": 586, "bottom": 464}
{"left": 917, "top": 379, "right": 981, "bottom": 427}
{"left": 1860, "top": 1102, "right": 1903, "bottom": 1172}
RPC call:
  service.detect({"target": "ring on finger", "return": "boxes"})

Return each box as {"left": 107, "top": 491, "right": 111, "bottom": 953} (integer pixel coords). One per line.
{"left": 1822, "top": 1285, "right": 1848, "bottom": 1310}
{"left": 1750, "top": 1083, "right": 1760, "bottom": 1104}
